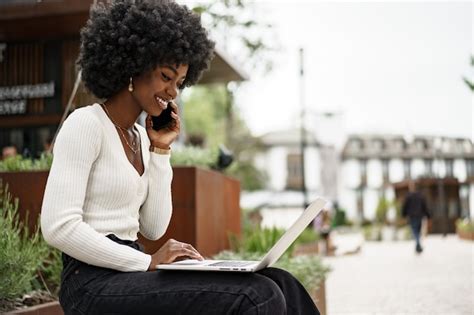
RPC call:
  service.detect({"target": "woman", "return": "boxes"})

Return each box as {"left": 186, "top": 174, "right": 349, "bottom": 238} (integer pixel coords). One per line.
{"left": 41, "top": 1, "right": 320, "bottom": 314}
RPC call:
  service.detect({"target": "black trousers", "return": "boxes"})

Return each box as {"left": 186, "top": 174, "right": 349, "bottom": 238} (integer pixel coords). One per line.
{"left": 59, "top": 235, "right": 320, "bottom": 315}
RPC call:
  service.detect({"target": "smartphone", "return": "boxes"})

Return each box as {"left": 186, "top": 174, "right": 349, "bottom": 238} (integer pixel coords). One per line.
{"left": 151, "top": 105, "right": 174, "bottom": 130}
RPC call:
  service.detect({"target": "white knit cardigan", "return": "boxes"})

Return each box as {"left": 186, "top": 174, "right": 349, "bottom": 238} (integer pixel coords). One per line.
{"left": 41, "top": 103, "right": 173, "bottom": 272}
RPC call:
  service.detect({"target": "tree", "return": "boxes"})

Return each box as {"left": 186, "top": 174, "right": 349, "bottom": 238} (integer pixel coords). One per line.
{"left": 180, "top": 0, "right": 275, "bottom": 190}
{"left": 463, "top": 55, "right": 474, "bottom": 92}
{"left": 181, "top": 85, "right": 268, "bottom": 191}
{"left": 191, "top": 0, "right": 276, "bottom": 74}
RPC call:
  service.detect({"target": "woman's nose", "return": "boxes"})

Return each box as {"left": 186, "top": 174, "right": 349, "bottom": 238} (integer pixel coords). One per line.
{"left": 165, "top": 84, "right": 178, "bottom": 100}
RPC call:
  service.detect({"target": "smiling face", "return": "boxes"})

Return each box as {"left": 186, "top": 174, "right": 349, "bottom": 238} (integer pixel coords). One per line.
{"left": 132, "top": 64, "right": 188, "bottom": 116}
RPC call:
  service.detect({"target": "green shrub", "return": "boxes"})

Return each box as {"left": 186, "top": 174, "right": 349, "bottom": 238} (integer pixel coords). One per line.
{"left": 221, "top": 225, "right": 330, "bottom": 293}
{"left": 0, "top": 183, "right": 63, "bottom": 312}
{"left": 213, "top": 250, "right": 330, "bottom": 293}
{"left": 0, "top": 153, "right": 53, "bottom": 172}
{"left": 456, "top": 218, "right": 474, "bottom": 233}
{"left": 362, "top": 224, "right": 382, "bottom": 241}
{"left": 375, "top": 197, "right": 390, "bottom": 224}
{"left": 170, "top": 146, "right": 218, "bottom": 168}
{"left": 331, "top": 207, "right": 347, "bottom": 228}
{"left": 230, "top": 226, "right": 290, "bottom": 256}
{"left": 296, "top": 228, "right": 320, "bottom": 244}
{"left": 230, "top": 225, "right": 321, "bottom": 257}
{"left": 225, "top": 161, "right": 268, "bottom": 191}
{"left": 37, "top": 246, "right": 63, "bottom": 296}
{"left": 0, "top": 185, "right": 49, "bottom": 300}
{"left": 276, "top": 254, "right": 330, "bottom": 292}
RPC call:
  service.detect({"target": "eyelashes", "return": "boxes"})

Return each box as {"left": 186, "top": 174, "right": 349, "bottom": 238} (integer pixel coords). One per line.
{"left": 161, "top": 72, "right": 184, "bottom": 89}
{"left": 161, "top": 72, "right": 171, "bottom": 81}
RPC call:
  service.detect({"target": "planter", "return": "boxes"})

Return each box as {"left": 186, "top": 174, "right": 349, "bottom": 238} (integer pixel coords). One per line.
{"left": 138, "top": 167, "right": 241, "bottom": 257}
{"left": 457, "top": 229, "right": 474, "bottom": 241}
{"left": 0, "top": 166, "right": 241, "bottom": 257}
{"left": 294, "top": 242, "right": 319, "bottom": 256}
{"left": 0, "top": 171, "right": 49, "bottom": 233}
{"left": 311, "top": 279, "right": 326, "bottom": 315}
{"left": 5, "top": 301, "right": 63, "bottom": 315}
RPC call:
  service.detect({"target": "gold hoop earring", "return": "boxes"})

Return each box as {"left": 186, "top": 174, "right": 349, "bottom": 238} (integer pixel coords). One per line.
{"left": 128, "top": 77, "right": 134, "bottom": 92}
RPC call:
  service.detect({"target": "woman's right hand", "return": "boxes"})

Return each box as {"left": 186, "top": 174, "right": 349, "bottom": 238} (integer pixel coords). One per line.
{"left": 148, "top": 239, "right": 204, "bottom": 271}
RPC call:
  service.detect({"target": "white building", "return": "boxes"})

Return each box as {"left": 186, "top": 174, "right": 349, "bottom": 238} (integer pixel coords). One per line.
{"left": 241, "top": 128, "right": 338, "bottom": 228}
{"left": 340, "top": 135, "right": 474, "bottom": 230}
{"left": 242, "top": 130, "right": 474, "bottom": 229}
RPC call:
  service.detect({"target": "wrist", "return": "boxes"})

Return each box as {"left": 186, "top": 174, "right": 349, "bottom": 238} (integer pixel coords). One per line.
{"left": 150, "top": 142, "right": 170, "bottom": 150}
{"left": 149, "top": 145, "right": 171, "bottom": 155}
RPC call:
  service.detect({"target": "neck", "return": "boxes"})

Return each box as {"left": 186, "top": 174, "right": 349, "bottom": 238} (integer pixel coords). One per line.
{"left": 103, "top": 90, "right": 142, "bottom": 130}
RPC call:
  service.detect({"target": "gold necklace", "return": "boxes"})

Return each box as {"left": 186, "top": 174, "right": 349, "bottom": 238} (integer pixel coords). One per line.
{"left": 101, "top": 103, "right": 141, "bottom": 154}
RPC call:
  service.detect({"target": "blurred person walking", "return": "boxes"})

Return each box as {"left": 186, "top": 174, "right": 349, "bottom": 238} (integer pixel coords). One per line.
{"left": 402, "top": 181, "right": 431, "bottom": 253}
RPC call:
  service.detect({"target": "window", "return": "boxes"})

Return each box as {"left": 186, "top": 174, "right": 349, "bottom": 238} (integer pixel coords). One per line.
{"left": 416, "top": 140, "right": 427, "bottom": 151}
{"left": 445, "top": 159, "right": 453, "bottom": 177}
{"left": 466, "top": 159, "right": 474, "bottom": 177}
{"left": 286, "top": 153, "right": 303, "bottom": 190}
{"left": 424, "top": 159, "right": 433, "bottom": 176}
{"left": 373, "top": 139, "right": 384, "bottom": 151}
{"left": 403, "top": 159, "right": 411, "bottom": 180}
{"left": 349, "top": 139, "right": 363, "bottom": 151}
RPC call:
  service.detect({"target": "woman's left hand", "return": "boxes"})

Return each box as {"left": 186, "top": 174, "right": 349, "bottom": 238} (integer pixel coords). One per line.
{"left": 145, "top": 101, "right": 180, "bottom": 149}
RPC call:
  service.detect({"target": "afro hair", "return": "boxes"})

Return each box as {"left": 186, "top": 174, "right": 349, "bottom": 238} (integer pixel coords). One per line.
{"left": 78, "top": 0, "right": 215, "bottom": 99}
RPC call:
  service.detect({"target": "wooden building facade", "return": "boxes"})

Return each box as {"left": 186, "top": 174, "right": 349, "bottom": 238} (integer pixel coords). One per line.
{"left": 0, "top": 0, "right": 246, "bottom": 157}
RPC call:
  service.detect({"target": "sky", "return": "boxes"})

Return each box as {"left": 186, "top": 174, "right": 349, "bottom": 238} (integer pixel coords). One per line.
{"left": 220, "top": 1, "right": 473, "bottom": 146}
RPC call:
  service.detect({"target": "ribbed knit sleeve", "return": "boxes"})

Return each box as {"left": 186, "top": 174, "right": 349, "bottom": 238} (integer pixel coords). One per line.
{"left": 139, "top": 153, "right": 173, "bottom": 240}
{"left": 41, "top": 109, "right": 151, "bottom": 272}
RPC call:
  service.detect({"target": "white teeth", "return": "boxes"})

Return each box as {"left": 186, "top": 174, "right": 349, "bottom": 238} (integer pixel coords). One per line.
{"left": 155, "top": 96, "right": 167, "bottom": 107}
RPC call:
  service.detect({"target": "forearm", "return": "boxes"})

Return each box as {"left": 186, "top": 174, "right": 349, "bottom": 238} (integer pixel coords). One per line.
{"left": 139, "top": 152, "right": 173, "bottom": 240}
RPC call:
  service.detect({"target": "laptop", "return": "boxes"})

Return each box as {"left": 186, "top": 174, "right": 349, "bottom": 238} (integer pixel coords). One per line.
{"left": 156, "top": 198, "right": 327, "bottom": 272}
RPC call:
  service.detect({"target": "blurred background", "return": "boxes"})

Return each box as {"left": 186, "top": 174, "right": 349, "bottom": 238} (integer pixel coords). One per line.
{"left": 0, "top": 0, "right": 472, "bottom": 314}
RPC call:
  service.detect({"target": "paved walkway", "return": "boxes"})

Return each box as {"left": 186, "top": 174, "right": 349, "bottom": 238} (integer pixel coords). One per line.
{"left": 322, "top": 235, "right": 473, "bottom": 315}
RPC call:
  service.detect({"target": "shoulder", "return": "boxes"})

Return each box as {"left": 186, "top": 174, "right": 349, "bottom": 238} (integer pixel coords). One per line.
{"left": 64, "top": 104, "right": 102, "bottom": 128}
{"left": 54, "top": 104, "right": 104, "bottom": 153}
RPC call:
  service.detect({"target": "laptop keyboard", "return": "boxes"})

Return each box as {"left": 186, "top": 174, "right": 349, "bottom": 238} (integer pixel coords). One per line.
{"left": 209, "top": 261, "right": 254, "bottom": 267}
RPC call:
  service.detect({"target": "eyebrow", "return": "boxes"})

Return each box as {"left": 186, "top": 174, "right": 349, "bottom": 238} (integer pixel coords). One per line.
{"left": 164, "top": 65, "right": 178, "bottom": 75}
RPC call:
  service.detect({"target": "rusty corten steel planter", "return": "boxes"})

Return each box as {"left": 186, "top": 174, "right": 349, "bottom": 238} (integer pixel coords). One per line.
{"left": 457, "top": 229, "right": 474, "bottom": 241}
{"left": 5, "top": 301, "right": 64, "bottom": 315}
{"left": 0, "top": 170, "right": 49, "bottom": 233}
{"left": 311, "top": 280, "right": 327, "bottom": 315}
{"left": 0, "top": 166, "right": 241, "bottom": 257}
{"left": 138, "top": 166, "right": 241, "bottom": 257}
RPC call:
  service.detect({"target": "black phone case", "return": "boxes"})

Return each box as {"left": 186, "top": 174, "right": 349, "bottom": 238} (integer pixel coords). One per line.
{"left": 151, "top": 106, "right": 173, "bottom": 130}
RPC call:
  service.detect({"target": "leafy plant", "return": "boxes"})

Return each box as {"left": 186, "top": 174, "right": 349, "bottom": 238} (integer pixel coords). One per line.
{"left": 0, "top": 184, "right": 49, "bottom": 300}
{"left": 225, "top": 161, "right": 268, "bottom": 191}
{"left": 456, "top": 218, "right": 474, "bottom": 233}
{"left": 0, "top": 183, "right": 63, "bottom": 313}
{"left": 375, "top": 197, "right": 394, "bottom": 224}
{"left": 213, "top": 250, "right": 330, "bottom": 293}
{"left": 0, "top": 153, "right": 53, "bottom": 172}
{"left": 221, "top": 225, "right": 330, "bottom": 293}
{"left": 182, "top": 85, "right": 268, "bottom": 191}
{"left": 296, "top": 228, "right": 320, "bottom": 244}
{"left": 330, "top": 207, "right": 347, "bottom": 228}
{"left": 276, "top": 255, "right": 330, "bottom": 292}
{"left": 37, "top": 246, "right": 63, "bottom": 296}
{"left": 170, "top": 146, "right": 218, "bottom": 168}
{"left": 229, "top": 226, "right": 290, "bottom": 256}
{"left": 463, "top": 55, "right": 474, "bottom": 92}
{"left": 191, "top": 0, "right": 276, "bottom": 75}
{"left": 362, "top": 224, "right": 382, "bottom": 241}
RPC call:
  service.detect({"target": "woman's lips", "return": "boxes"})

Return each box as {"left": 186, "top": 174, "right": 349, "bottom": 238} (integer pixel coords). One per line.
{"left": 155, "top": 95, "right": 168, "bottom": 110}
